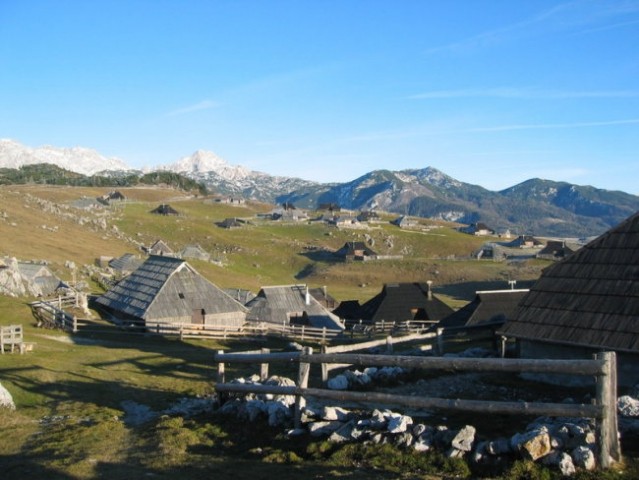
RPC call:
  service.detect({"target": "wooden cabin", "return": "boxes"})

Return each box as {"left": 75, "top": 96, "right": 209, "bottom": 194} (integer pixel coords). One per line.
{"left": 95, "top": 255, "right": 247, "bottom": 329}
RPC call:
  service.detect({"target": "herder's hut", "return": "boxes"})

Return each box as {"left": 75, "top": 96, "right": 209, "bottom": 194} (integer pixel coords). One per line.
{"left": 358, "top": 282, "right": 454, "bottom": 326}
{"left": 334, "top": 241, "right": 377, "bottom": 261}
{"left": 143, "top": 239, "right": 175, "bottom": 257}
{"left": 438, "top": 289, "right": 529, "bottom": 332}
{"left": 95, "top": 255, "right": 247, "bottom": 328}
{"left": 150, "top": 204, "right": 180, "bottom": 216}
{"left": 245, "top": 285, "right": 345, "bottom": 331}
{"left": 179, "top": 244, "right": 211, "bottom": 262}
{"left": 498, "top": 210, "right": 639, "bottom": 387}
{"left": 108, "top": 253, "right": 144, "bottom": 277}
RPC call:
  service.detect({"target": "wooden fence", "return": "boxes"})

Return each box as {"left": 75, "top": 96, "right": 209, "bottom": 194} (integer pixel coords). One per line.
{"left": 0, "top": 325, "right": 30, "bottom": 354}
{"left": 213, "top": 349, "right": 621, "bottom": 469}
{"left": 30, "top": 301, "right": 78, "bottom": 332}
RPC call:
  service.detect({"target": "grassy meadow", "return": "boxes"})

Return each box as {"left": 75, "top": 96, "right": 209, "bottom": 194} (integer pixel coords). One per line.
{"left": 5, "top": 184, "right": 631, "bottom": 479}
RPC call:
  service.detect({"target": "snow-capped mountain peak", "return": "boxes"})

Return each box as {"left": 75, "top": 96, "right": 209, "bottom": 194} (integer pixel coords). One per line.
{"left": 0, "top": 139, "right": 129, "bottom": 175}
{"left": 160, "top": 150, "right": 251, "bottom": 181}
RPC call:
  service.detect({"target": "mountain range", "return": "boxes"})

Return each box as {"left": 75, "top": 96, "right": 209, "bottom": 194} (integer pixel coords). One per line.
{"left": 2, "top": 138, "right": 638, "bottom": 238}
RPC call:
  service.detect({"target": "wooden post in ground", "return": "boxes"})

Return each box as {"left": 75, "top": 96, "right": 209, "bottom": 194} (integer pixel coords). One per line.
{"left": 72, "top": 316, "right": 78, "bottom": 333}
{"left": 260, "top": 348, "right": 270, "bottom": 381}
{"left": 499, "top": 336, "right": 507, "bottom": 358}
{"left": 320, "top": 344, "right": 329, "bottom": 384}
{"left": 595, "top": 351, "right": 621, "bottom": 469}
{"left": 436, "top": 328, "right": 444, "bottom": 355}
{"left": 216, "top": 350, "right": 225, "bottom": 384}
{"left": 386, "top": 335, "right": 393, "bottom": 353}
{"left": 294, "top": 346, "right": 312, "bottom": 429}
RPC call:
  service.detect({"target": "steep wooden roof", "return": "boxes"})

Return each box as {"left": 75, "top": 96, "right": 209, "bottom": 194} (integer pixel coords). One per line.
{"left": 96, "top": 255, "right": 246, "bottom": 321}
{"left": 245, "top": 285, "right": 344, "bottom": 330}
{"left": 498, "top": 210, "right": 639, "bottom": 352}
{"left": 439, "top": 290, "right": 529, "bottom": 330}
{"left": 358, "top": 283, "right": 454, "bottom": 323}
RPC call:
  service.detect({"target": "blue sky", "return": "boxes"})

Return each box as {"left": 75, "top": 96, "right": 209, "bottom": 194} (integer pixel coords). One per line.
{"left": 1, "top": 0, "right": 638, "bottom": 194}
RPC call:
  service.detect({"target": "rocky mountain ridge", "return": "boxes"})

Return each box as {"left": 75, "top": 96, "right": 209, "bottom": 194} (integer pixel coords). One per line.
{"left": 2, "top": 139, "right": 638, "bottom": 237}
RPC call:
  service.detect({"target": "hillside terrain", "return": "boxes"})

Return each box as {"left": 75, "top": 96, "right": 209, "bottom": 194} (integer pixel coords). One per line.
{"left": 0, "top": 185, "right": 547, "bottom": 305}
{"left": 2, "top": 139, "right": 638, "bottom": 238}
{"left": 2, "top": 184, "right": 637, "bottom": 480}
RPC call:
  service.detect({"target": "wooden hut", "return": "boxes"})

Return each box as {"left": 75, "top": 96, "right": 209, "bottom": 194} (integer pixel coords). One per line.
{"left": 108, "top": 253, "right": 144, "bottom": 277}
{"left": 144, "top": 239, "right": 175, "bottom": 257}
{"left": 498, "top": 210, "right": 639, "bottom": 386}
{"left": 334, "top": 241, "right": 377, "bottom": 261}
{"left": 357, "top": 282, "right": 453, "bottom": 326}
{"left": 95, "top": 255, "right": 247, "bottom": 328}
{"left": 438, "top": 289, "right": 529, "bottom": 331}
{"left": 150, "top": 204, "right": 180, "bottom": 216}
{"left": 245, "top": 285, "right": 345, "bottom": 331}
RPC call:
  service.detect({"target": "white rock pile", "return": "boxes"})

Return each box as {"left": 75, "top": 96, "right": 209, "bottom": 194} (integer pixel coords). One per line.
{"left": 214, "top": 375, "right": 639, "bottom": 476}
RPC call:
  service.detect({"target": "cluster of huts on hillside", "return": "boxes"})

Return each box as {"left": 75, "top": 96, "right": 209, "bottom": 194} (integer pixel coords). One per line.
{"left": 91, "top": 209, "right": 639, "bottom": 387}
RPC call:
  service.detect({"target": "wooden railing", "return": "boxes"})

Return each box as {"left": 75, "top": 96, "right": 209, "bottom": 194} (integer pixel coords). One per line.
{"left": 30, "top": 301, "right": 78, "bottom": 332}
{"left": 1, "top": 325, "right": 25, "bottom": 353}
{"left": 213, "top": 349, "right": 621, "bottom": 469}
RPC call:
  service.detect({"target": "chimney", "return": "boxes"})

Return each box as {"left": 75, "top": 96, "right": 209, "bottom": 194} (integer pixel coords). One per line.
{"left": 426, "top": 280, "right": 433, "bottom": 300}
{"left": 305, "top": 285, "right": 310, "bottom": 305}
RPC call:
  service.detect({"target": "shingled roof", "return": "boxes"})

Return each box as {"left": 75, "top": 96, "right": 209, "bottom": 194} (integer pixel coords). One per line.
{"left": 358, "top": 282, "right": 454, "bottom": 324}
{"left": 439, "top": 290, "right": 529, "bottom": 330}
{"left": 245, "top": 285, "right": 345, "bottom": 331}
{"left": 95, "top": 255, "right": 246, "bottom": 324}
{"left": 498, "top": 210, "right": 639, "bottom": 353}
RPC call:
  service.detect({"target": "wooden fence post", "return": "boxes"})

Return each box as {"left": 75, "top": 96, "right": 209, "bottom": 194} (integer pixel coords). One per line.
{"left": 436, "top": 328, "right": 444, "bottom": 355}
{"left": 260, "top": 348, "right": 270, "bottom": 381}
{"left": 294, "top": 346, "right": 312, "bottom": 429}
{"left": 386, "top": 335, "right": 393, "bottom": 353}
{"left": 499, "top": 335, "right": 507, "bottom": 358}
{"left": 72, "top": 316, "right": 78, "bottom": 333}
{"left": 217, "top": 350, "right": 225, "bottom": 384}
{"left": 320, "top": 344, "right": 329, "bottom": 384}
{"left": 595, "top": 351, "right": 621, "bottom": 468}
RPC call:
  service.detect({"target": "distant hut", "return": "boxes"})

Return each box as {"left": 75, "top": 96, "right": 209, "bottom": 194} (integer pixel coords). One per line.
{"left": 144, "top": 239, "right": 174, "bottom": 257}
{"left": 459, "top": 222, "right": 495, "bottom": 236}
{"left": 15, "top": 261, "right": 65, "bottom": 297}
{"left": 95, "top": 255, "right": 247, "bottom": 328}
{"left": 504, "top": 235, "right": 543, "bottom": 248}
{"left": 438, "top": 289, "right": 529, "bottom": 331}
{"left": 334, "top": 241, "right": 377, "bottom": 262}
{"left": 536, "top": 240, "right": 580, "bottom": 261}
{"left": 391, "top": 215, "right": 417, "bottom": 228}
{"left": 216, "top": 218, "right": 244, "bottom": 229}
{"left": 150, "top": 204, "right": 179, "bottom": 216}
{"left": 108, "top": 253, "right": 143, "bottom": 277}
{"left": 97, "top": 190, "right": 126, "bottom": 206}
{"left": 179, "top": 244, "right": 211, "bottom": 262}
{"left": 245, "top": 285, "right": 345, "bottom": 331}
{"left": 358, "top": 282, "right": 453, "bottom": 326}
{"left": 498, "top": 210, "right": 639, "bottom": 386}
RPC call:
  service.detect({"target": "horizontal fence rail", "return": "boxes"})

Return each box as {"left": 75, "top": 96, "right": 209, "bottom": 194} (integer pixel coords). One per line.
{"left": 214, "top": 349, "right": 621, "bottom": 469}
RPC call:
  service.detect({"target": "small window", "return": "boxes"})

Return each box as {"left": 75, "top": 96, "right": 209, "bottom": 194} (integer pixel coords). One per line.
{"left": 178, "top": 293, "right": 185, "bottom": 299}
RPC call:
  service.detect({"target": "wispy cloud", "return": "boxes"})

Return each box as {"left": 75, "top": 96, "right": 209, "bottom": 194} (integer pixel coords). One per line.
{"left": 464, "top": 118, "right": 639, "bottom": 133}
{"left": 165, "top": 99, "right": 219, "bottom": 117}
{"left": 426, "top": 0, "right": 639, "bottom": 54}
{"left": 408, "top": 88, "right": 639, "bottom": 100}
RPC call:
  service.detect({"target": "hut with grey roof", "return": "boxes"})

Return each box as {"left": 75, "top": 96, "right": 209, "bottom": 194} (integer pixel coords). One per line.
{"left": 498, "top": 210, "right": 639, "bottom": 386}
{"left": 245, "top": 285, "right": 345, "bottom": 331}
{"left": 95, "top": 255, "right": 247, "bottom": 328}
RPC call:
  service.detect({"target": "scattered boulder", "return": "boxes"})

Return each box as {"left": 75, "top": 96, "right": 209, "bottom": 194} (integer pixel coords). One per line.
{"left": 618, "top": 395, "right": 639, "bottom": 417}
{"left": 0, "top": 382, "right": 16, "bottom": 410}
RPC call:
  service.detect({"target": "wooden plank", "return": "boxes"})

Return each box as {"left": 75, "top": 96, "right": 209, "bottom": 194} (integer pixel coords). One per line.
{"left": 215, "top": 351, "right": 606, "bottom": 376}
{"left": 215, "top": 382, "right": 603, "bottom": 418}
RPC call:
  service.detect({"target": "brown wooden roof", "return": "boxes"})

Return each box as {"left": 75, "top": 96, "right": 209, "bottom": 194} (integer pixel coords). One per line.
{"left": 498, "top": 210, "right": 639, "bottom": 353}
